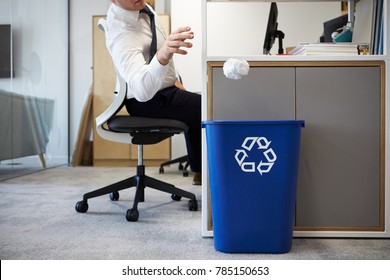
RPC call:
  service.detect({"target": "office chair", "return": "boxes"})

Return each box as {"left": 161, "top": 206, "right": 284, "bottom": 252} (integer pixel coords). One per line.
{"left": 159, "top": 154, "right": 189, "bottom": 177}
{"left": 75, "top": 19, "right": 198, "bottom": 222}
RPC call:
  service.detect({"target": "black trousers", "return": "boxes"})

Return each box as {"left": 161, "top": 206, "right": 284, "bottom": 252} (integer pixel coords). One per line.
{"left": 125, "top": 86, "right": 201, "bottom": 173}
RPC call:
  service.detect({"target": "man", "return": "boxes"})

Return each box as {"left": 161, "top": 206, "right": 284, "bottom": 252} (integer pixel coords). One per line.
{"left": 106, "top": 0, "right": 201, "bottom": 185}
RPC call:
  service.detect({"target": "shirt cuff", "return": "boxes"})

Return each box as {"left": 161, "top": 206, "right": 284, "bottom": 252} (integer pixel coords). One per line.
{"left": 148, "top": 54, "right": 169, "bottom": 83}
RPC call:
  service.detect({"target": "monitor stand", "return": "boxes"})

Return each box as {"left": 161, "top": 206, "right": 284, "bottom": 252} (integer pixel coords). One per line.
{"left": 276, "top": 30, "right": 285, "bottom": 54}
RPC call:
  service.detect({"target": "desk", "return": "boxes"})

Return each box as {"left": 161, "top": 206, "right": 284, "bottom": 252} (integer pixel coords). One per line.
{"left": 202, "top": 60, "right": 386, "bottom": 237}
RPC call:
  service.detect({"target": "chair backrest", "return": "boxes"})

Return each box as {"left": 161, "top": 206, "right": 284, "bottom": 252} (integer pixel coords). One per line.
{"left": 95, "top": 18, "right": 134, "bottom": 144}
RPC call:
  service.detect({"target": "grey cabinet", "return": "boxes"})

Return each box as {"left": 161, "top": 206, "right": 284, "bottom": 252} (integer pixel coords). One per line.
{"left": 207, "top": 61, "right": 385, "bottom": 232}
{"left": 211, "top": 67, "right": 295, "bottom": 120}
{"left": 295, "top": 66, "right": 383, "bottom": 230}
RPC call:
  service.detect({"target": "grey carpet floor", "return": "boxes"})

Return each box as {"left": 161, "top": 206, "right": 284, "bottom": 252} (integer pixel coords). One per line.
{"left": 0, "top": 166, "right": 389, "bottom": 260}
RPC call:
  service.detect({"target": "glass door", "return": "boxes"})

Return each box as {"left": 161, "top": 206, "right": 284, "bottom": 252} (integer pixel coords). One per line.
{"left": 0, "top": 0, "right": 69, "bottom": 180}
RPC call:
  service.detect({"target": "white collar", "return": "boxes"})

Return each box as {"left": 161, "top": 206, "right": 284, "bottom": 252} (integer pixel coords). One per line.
{"left": 111, "top": 3, "right": 142, "bottom": 22}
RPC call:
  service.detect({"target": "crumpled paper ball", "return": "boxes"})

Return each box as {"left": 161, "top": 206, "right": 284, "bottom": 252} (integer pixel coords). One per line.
{"left": 223, "top": 58, "right": 250, "bottom": 80}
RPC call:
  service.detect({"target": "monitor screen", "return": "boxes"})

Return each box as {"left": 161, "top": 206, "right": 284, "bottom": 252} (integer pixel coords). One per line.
{"left": 0, "top": 24, "right": 13, "bottom": 78}
{"left": 263, "top": 2, "right": 284, "bottom": 55}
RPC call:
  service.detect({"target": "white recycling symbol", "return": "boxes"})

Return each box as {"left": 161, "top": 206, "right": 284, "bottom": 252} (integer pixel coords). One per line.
{"left": 234, "top": 136, "right": 277, "bottom": 175}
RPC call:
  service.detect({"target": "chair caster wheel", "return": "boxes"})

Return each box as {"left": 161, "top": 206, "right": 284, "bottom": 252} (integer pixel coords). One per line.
{"left": 178, "top": 163, "right": 184, "bottom": 170}
{"left": 183, "top": 171, "right": 188, "bottom": 177}
{"left": 159, "top": 167, "right": 164, "bottom": 174}
{"left": 75, "top": 200, "right": 88, "bottom": 213}
{"left": 109, "top": 191, "right": 119, "bottom": 201}
{"left": 188, "top": 199, "right": 198, "bottom": 211}
{"left": 126, "top": 208, "right": 139, "bottom": 222}
{"left": 171, "top": 194, "right": 182, "bottom": 201}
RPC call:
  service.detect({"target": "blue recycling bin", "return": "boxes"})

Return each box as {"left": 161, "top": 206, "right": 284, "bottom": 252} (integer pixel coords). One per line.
{"left": 202, "top": 120, "right": 304, "bottom": 253}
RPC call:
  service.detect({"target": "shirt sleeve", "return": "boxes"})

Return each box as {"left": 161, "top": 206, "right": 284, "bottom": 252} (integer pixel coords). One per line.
{"left": 111, "top": 35, "right": 169, "bottom": 102}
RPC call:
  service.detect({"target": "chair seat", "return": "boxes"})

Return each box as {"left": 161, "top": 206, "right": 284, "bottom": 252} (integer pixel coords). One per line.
{"left": 107, "top": 115, "right": 189, "bottom": 145}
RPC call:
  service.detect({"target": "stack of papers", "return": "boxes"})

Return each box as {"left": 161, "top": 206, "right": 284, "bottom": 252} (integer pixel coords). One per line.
{"left": 288, "top": 43, "right": 360, "bottom": 56}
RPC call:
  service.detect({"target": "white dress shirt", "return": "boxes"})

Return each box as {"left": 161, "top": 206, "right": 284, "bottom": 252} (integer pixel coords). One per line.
{"left": 106, "top": 4, "right": 177, "bottom": 102}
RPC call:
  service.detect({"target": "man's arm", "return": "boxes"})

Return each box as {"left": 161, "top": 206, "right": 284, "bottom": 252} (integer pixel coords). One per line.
{"left": 175, "top": 79, "right": 186, "bottom": 90}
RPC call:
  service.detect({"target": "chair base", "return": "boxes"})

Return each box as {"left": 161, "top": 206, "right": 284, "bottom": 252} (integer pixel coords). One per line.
{"left": 75, "top": 165, "right": 198, "bottom": 222}
{"left": 159, "top": 155, "right": 190, "bottom": 177}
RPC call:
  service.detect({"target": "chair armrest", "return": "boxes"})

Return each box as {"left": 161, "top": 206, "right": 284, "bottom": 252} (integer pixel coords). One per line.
{"left": 97, "top": 18, "right": 107, "bottom": 32}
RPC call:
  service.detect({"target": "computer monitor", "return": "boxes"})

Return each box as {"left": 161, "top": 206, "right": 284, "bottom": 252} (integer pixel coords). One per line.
{"left": 263, "top": 2, "right": 285, "bottom": 55}
{"left": 322, "top": 14, "right": 349, "bottom": 42}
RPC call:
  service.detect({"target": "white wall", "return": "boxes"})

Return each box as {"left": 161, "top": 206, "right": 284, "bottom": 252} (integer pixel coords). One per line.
{"left": 171, "top": 0, "right": 202, "bottom": 93}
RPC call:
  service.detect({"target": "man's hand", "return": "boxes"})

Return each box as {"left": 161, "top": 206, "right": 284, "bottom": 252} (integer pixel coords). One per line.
{"left": 157, "top": 26, "right": 194, "bottom": 65}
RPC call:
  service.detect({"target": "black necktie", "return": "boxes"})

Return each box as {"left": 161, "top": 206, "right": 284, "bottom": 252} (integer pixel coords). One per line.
{"left": 140, "top": 6, "right": 157, "bottom": 63}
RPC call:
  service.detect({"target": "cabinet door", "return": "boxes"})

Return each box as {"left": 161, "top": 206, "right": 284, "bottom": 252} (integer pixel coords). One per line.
{"left": 295, "top": 66, "right": 383, "bottom": 229}
{"left": 211, "top": 67, "right": 296, "bottom": 120}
